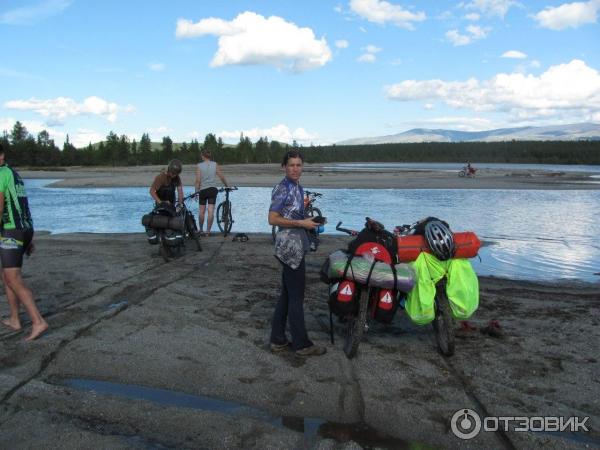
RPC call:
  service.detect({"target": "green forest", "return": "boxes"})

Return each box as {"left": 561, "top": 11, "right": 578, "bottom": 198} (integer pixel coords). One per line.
{"left": 2, "top": 121, "right": 599, "bottom": 167}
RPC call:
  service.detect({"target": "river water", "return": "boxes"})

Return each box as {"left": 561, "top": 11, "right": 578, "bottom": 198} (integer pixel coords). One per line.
{"left": 25, "top": 179, "right": 600, "bottom": 283}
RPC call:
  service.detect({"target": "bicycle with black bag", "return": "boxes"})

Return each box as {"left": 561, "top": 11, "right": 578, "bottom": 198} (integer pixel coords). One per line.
{"left": 142, "top": 191, "right": 202, "bottom": 262}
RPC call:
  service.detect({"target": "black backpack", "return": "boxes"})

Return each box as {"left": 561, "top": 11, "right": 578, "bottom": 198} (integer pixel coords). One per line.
{"left": 347, "top": 217, "right": 398, "bottom": 263}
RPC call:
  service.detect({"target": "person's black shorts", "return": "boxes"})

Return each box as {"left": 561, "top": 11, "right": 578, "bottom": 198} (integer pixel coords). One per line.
{"left": 198, "top": 187, "right": 218, "bottom": 206}
{"left": 0, "top": 229, "right": 34, "bottom": 269}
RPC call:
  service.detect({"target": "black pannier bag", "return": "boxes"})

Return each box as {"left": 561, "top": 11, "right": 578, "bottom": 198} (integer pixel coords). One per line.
{"left": 347, "top": 218, "right": 398, "bottom": 264}
{"left": 328, "top": 279, "right": 359, "bottom": 317}
{"left": 373, "top": 290, "right": 401, "bottom": 323}
{"left": 141, "top": 203, "right": 184, "bottom": 246}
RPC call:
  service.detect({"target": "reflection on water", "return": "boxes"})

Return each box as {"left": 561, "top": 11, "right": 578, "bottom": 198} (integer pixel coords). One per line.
{"left": 52, "top": 378, "right": 428, "bottom": 448}
{"left": 25, "top": 179, "right": 600, "bottom": 283}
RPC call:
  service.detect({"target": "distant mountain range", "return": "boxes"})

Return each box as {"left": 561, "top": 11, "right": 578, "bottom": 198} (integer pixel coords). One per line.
{"left": 337, "top": 123, "right": 600, "bottom": 145}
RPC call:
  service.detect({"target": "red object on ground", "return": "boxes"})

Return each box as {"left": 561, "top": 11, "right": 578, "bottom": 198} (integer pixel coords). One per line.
{"left": 396, "top": 231, "right": 481, "bottom": 262}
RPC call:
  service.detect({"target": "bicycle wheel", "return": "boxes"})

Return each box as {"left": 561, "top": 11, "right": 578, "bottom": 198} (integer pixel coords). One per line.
{"left": 432, "top": 281, "right": 455, "bottom": 356}
{"left": 216, "top": 201, "right": 233, "bottom": 236}
{"left": 159, "top": 237, "right": 178, "bottom": 262}
{"left": 185, "top": 211, "right": 202, "bottom": 251}
{"left": 343, "top": 288, "right": 369, "bottom": 359}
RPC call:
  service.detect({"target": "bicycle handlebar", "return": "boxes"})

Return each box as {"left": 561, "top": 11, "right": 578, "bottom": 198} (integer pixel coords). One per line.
{"left": 305, "top": 190, "right": 322, "bottom": 197}
{"left": 336, "top": 221, "right": 358, "bottom": 236}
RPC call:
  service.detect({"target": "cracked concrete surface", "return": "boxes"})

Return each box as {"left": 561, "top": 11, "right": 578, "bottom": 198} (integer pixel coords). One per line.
{"left": 0, "top": 233, "right": 598, "bottom": 449}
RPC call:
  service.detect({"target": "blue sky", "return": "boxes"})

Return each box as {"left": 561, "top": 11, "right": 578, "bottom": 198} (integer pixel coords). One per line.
{"left": 1, "top": 0, "right": 599, "bottom": 147}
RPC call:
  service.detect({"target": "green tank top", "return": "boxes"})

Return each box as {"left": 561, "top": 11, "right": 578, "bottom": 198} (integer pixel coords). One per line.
{"left": 0, "top": 165, "right": 33, "bottom": 230}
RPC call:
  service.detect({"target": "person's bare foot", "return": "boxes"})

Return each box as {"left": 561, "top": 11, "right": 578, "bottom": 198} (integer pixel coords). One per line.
{"left": 25, "top": 321, "right": 48, "bottom": 341}
{"left": 1, "top": 318, "right": 22, "bottom": 331}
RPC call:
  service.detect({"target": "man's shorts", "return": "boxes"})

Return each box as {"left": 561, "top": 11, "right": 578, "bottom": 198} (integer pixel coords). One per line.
{"left": 198, "top": 187, "right": 218, "bottom": 206}
{"left": 0, "top": 229, "right": 34, "bottom": 269}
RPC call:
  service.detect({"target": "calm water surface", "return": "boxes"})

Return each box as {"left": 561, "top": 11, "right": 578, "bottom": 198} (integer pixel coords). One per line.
{"left": 25, "top": 179, "right": 600, "bottom": 283}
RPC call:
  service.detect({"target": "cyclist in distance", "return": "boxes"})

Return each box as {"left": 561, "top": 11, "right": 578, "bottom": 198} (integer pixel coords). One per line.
{"left": 195, "top": 149, "right": 228, "bottom": 236}
{"left": 150, "top": 159, "right": 184, "bottom": 205}
{"left": 268, "top": 150, "right": 326, "bottom": 357}
{"left": 0, "top": 144, "right": 48, "bottom": 341}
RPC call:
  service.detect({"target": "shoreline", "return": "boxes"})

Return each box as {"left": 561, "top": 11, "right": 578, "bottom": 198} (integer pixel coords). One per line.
{"left": 1, "top": 233, "right": 599, "bottom": 448}
{"left": 20, "top": 163, "right": 600, "bottom": 190}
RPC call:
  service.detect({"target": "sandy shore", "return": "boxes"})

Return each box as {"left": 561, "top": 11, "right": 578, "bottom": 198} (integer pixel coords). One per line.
{"left": 20, "top": 163, "right": 600, "bottom": 190}
{"left": 0, "top": 233, "right": 598, "bottom": 449}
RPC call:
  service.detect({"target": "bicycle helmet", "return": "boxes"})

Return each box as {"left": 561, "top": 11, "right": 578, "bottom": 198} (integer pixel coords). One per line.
{"left": 167, "top": 159, "right": 182, "bottom": 176}
{"left": 424, "top": 220, "right": 456, "bottom": 261}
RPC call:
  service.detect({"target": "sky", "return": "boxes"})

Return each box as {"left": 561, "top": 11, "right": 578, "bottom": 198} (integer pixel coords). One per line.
{"left": 1, "top": 0, "right": 599, "bottom": 147}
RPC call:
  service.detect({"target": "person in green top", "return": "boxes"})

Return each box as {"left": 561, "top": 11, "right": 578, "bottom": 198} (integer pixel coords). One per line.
{"left": 0, "top": 144, "right": 48, "bottom": 341}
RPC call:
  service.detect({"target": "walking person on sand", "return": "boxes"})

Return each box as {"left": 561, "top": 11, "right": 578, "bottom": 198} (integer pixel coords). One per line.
{"left": 0, "top": 144, "right": 48, "bottom": 341}
{"left": 195, "top": 149, "right": 228, "bottom": 236}
{"left": 268, "top": 150, "right": 326, "bottom": 357}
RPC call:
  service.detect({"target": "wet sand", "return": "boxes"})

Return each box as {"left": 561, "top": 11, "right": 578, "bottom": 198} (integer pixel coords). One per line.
{"left": 21, "top": 163, "right": 600, "bottom": 190}
{"left": 1, "top": 233, "right": 598, "bottom": 449}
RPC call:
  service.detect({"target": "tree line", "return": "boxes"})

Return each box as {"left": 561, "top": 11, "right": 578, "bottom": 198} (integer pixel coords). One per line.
{"left": 1, "top": 121, "right": 599, "bottom": 167}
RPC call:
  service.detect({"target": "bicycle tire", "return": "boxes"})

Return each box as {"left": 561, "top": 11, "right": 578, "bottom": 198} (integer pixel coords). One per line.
{"left": 159, "top": 238, "right": 177, "bottom": 262}
{"left": 216, "top": 202, "right": 226, "bottom": 232}
{"left": 216, "top": 202, "right": 233, "bottom": 236}
{"left": 343, "top": 288, "right": 369, "bottom": 359}
{"left": 185, "top": 212, "right": 202, "bottom": 252}
{"left": 432, "top": 282, "right": 455, "bottom": 356}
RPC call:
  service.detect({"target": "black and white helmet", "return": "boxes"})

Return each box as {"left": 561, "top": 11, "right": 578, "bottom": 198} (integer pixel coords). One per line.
{"left": 424, "top": 220, "right": 456, "bottom": 261}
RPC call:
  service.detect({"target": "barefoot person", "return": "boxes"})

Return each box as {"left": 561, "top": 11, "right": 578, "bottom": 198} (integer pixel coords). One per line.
{"left": 195, "top": 150, "right": 228, "bottom": 236}
{"left": 268, "top": 150, "right": 326, "bottom": 357}
{"left": 0, "top": 144, "right": 48, "bottom": 340}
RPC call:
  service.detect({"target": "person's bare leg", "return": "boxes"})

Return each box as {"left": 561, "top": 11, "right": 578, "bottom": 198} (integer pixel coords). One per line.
{"left": 1, "top": 271, "right": 22, "bottom": 331}
{"left": 3, "top": 268, "right": 47, "bottom": 340}
{"left": 207, "top": 204, "right": 215, "bottom": 234}
{"left": 198, "top": 204, "right": 207, "bottom": 232}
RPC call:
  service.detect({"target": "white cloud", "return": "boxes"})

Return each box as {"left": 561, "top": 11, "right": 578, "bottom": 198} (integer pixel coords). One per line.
{"left": 357, "top": 44, "right": 381, "bottom": 62}
{"left": 446, "top": 25, "right": 489, "bottom": 46}
{"left": 424, "top": 103, "right": 435, "bottom": 110}
{"left": 501, "top": 50, "right": 527, "bottom": 59}
{"left": 175, "top": 12, "right": 331, "bottom": 72}
{"left": 334, "top": 4, "right": 344, "bottom": 13}
{"left": 365, "top": 44, "right": 382, "bottom": 53}
{"left": 218, "top": 124, "right": 317, "bottom": 144}
{"left": 0, "top": 117, "right": 105, "bottom": 148}
{"left": 349, "top": 0, "right": 426, "bottom": 29}
{"left": 0, "top": 67, "right": 42, "bottom": 80}
{"left": 533, "top": 0, "right": 600, "bottom": 30}
{"left": 69, "top": 129, "right": 105, "bottom": 148}
{"left": 148, "top": 63, "right": 166, "bottom": 72}
{"left": 0, "top": 0, "right": 72, "bottom": 25}
{"left": 465, "top": 13, "right": 481, "bottom": 20}
{"left": 464, "top": 0, "right": 520, "bottom": 18}
{"left": 385, "top": 59, "right": 600, "bottom": 122}
{"left": 335, "top": 39, "right": 349, "bottom": 48}
{"left": 414, "top": 116, "right": 494, "bottom": 131}
{"left": 530, "top": 59, "right": 541, "bottom": 68}
{"left": 357, "top": 53, "right": 376, "bottom": 63}
{"left": 3, "top": 96, "right": 134, "bottom": 124}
